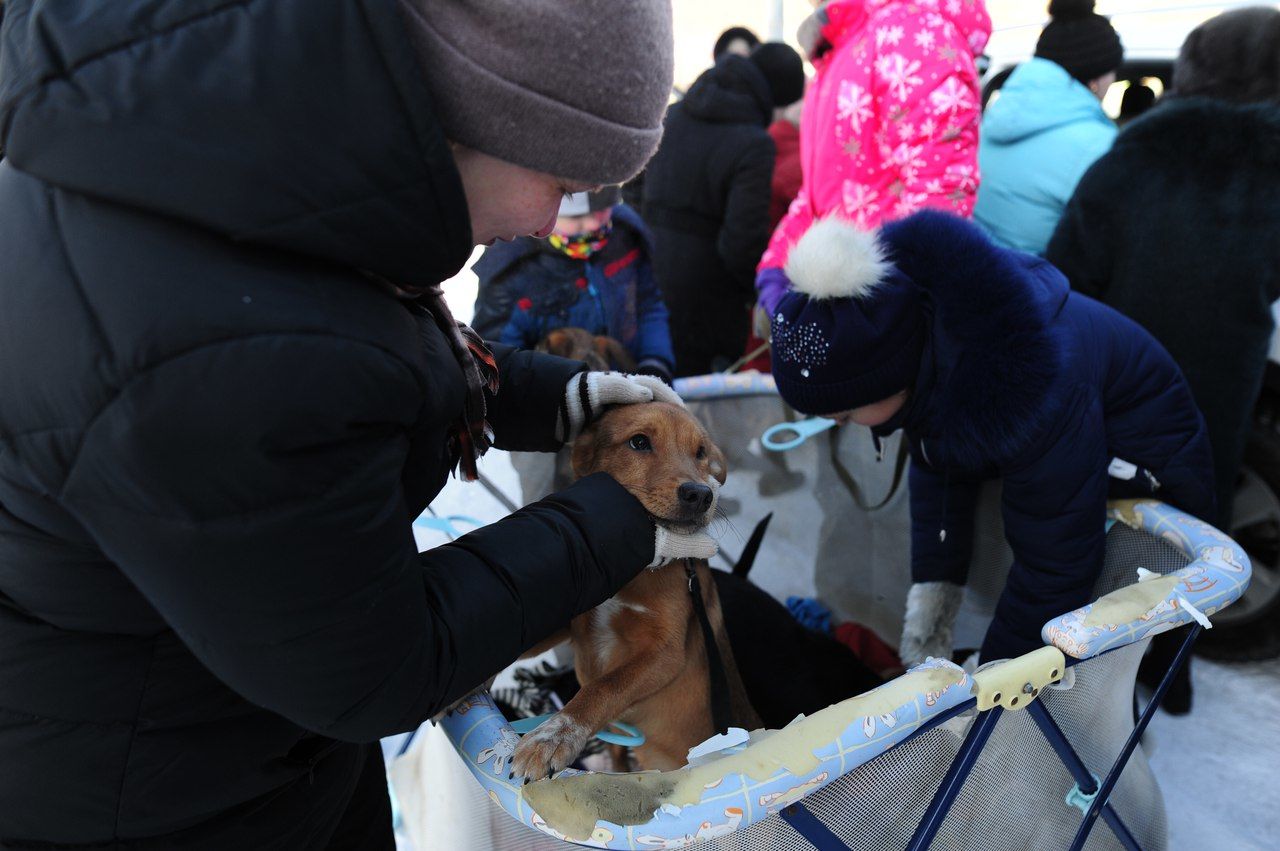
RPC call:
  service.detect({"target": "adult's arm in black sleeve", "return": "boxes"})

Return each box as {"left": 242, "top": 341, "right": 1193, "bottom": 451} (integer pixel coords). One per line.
{"left": 483, "top": 342, "right": 584, "bottom": 453}
{"left": 62, "top": 335, "right": 651, "bottom": 742}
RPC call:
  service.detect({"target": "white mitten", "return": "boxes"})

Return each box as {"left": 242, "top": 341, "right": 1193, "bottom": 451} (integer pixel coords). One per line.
{"left": 898, "top": 581, "right": 964, "bottom": 668}
{"left": 558, "top": 371, "right": 685, "bottom": 443}
{"left": 630, "top": 374, "right": 685, "bottom": 408}
{"left": 649, "top": 526, "right": 718, "bottom": 568}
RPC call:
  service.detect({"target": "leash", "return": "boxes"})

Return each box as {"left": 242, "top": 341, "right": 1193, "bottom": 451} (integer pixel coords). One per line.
{"left": 684, "top": 560, "right": 734, "bottom": 735}
{"left": 827, "top": 427, "right": 909, "bottom": 511}
{"left": 721, "top": 341, "right": 770, "bottom": 375}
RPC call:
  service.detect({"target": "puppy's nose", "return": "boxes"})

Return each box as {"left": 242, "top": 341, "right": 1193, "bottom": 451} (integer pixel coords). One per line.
{"left": 677, "top": 482, "right": 714, "bottom": 514}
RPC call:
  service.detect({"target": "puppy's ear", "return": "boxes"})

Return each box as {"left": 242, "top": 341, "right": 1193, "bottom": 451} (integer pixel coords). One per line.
{"left": 540, "top": 330, "right": 571, "bottom": 358}
{"left": 570, "top": 419, "right": 603, "bottom": 478}
{"left": 706, "top": 440, "right": 728, "bottom": 485}
{"left": 595, "top": 336, "right": 637, "bottom": 373}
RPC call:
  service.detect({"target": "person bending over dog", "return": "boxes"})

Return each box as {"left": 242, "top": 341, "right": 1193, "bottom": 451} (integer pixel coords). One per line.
{"left": 473, "top": 187, "right": 676, "bottom": 384}
{"left": 0, "top": 1, "right": 712, "bottom": 847}
{"left": 767, "top": 211, "right": 1215, "bottom": 670}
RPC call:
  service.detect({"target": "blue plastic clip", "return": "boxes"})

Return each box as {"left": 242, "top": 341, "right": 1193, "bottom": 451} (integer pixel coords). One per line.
{"left": 413, "top": 513, "right": 484, "bottom": 540}
{"left": 1065, "top": 772, "right": 1102, "bottom": 815}
{"left": 762, "top": 417, "right": 838, "bottom": 452}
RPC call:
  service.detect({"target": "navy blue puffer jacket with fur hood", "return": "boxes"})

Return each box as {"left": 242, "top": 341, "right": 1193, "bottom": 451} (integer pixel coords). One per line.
{"left": 878, "top": 212, "right": 1215, "bottom": 661}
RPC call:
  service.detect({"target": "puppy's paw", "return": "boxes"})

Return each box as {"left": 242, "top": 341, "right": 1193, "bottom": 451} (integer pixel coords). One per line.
{"left": 511, "top": 713, "right": 591, "bottom": 782}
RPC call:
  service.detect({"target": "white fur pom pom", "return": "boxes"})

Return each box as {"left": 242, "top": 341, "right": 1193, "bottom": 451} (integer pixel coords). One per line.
{"left": 785, "top": 217, "right": 890, "bottom": 301}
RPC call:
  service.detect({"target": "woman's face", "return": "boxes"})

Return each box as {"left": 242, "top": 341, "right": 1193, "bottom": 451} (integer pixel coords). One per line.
{"left": 554, "top": 210, "right": 612, "bottom": 238}
{"left": 1088, "top": 71, "right": 1117, "bottom": 101}
{"left": 452, "top": 145, "right": 596, "bottom": 246}
{"left": 824, "top": 390, "right": 909, "bottom": 428}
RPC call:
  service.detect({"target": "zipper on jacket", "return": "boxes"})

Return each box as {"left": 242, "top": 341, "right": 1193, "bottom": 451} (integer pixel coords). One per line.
{"left": 586, "top": 266, "right": 608, "bottom": 336}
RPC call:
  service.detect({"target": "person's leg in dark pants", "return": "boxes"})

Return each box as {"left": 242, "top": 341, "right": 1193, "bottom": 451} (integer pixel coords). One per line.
{"left": 1138, "top": 626, "right": 1194, "bottom": 715}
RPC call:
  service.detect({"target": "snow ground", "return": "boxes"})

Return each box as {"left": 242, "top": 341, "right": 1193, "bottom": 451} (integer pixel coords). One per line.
{"left": 385, "top": 267, "right": 1280, "bottom": 850}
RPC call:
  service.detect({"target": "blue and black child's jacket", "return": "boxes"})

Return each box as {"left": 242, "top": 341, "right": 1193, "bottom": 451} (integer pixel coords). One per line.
{"left": 877, "top": 212, "right": 1216, "bottom": 662}
{"left": 471, "top": 204, "right": 676, "bottom": 376}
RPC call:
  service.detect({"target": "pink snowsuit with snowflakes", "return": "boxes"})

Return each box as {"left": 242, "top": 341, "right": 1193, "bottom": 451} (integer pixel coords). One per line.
{"left": 756, "top": 0, "right": 991, "bottom": 314}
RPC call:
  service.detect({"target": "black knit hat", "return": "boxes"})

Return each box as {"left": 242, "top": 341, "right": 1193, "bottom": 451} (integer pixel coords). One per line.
{"left": 1034, "top": 0, "right": 1123, "bottom": 84}
{"left": 749, "top": 42, "right": 806, "bottom": 108}
{"left": 713, "top": 26, "right": 760, "bottom": 61}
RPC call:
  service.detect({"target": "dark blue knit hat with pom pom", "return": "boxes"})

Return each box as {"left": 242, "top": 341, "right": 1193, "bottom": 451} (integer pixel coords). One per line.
{"left": 770, "top": 218, "right": 925, "bottom": 415}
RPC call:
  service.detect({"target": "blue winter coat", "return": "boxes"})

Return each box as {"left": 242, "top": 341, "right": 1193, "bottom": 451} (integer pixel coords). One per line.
{"left": 973, "top": 58, "right": 1117, "bottom": 255}
{"left": 471, "top": 205, "right": 676, "bottom": 374}
{"left": 878, "top": 212, "right": 1215, "bottom": 661}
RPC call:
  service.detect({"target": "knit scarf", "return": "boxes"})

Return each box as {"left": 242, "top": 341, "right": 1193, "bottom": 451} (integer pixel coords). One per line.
{"left": 414, "top": 284, "right": 499, "bottom": 481}
{"left": 548, "top": 224, "right": 611, "bottom": 260}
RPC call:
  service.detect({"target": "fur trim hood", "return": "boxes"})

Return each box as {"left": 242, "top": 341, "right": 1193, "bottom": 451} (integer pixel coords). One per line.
{"left": 880, "top": 211, "right": 1070, "bottom": 469}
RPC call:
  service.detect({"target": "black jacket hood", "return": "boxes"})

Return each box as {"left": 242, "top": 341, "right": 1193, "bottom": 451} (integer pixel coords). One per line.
{"left": 0, "top": 0, "right": 473, "bottom": 286}
{"left": 682, "top": 54, "right": 773, "bottom": 127}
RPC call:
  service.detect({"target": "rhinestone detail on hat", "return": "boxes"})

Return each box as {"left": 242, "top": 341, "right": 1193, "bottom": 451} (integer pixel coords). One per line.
{"left": 773, "top": 314, "right": 830, "bottom": 378}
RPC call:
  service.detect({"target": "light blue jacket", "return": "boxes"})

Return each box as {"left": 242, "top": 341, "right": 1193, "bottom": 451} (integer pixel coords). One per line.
{"left": 974, "top": 58, "right": 1117, "bottom": 255}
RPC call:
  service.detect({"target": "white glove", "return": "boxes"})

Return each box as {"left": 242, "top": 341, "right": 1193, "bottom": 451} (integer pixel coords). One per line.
{"left": 630, "top": 373, "right": 684, "bottom": 408}
{"left": 558, "top": 371, "right": 685, "bottom": 443}
{"left": 898, "top": 581, "right": 964, "bottom": 668}
{"left": 649, "top": 525, "right": 718, "bottom": 568}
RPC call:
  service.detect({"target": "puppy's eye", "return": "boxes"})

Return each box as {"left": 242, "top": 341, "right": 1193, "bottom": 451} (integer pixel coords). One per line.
{"left": 696, "top": 446, "right": 707, "bottom": 460}
{"left": 628, "top": 434, "right": 652, "bottom": 452}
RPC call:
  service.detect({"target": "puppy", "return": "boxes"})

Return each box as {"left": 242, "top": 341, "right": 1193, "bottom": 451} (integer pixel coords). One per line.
{"left": 713, "top": 570, "right": 886, "bottom": 729}
{"left": 537, "top": 326, "right": 637, "bottom": 373}
{"left": 510, "top": 402, "right": 760, "bottom": 780}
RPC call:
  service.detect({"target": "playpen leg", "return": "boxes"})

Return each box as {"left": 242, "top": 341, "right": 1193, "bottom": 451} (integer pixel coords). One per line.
{"left": 1065, "top": 624, "right": 1202, "bottom": 851}
{"left": 779, "top": 803, "right": 851, "bottom": 850}
{"left": 905, "top": 707, "right": 1003, "bottom": 851}
{"left": 1026, "top": 702, "right": 1141, "bottom": 851}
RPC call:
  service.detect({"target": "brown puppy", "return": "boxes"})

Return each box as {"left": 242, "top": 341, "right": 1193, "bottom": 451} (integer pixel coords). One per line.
{"left": 537, "top": 326, "right": 637, "bottom": 373}
{"left": 510, "top": 402, "right": 760, "bottom": 779}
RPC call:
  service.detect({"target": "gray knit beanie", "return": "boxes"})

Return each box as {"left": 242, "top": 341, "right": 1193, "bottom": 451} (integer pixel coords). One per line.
{"left": 397, "top": 0, "right": 674, "bottom": 187}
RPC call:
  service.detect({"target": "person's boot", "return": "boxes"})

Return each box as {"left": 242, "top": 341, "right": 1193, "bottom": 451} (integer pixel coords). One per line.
{"left": 1137, "top": 629, "right": 1193, "bottom": 715}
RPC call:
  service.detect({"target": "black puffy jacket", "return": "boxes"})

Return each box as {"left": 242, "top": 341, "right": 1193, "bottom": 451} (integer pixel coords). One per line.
{"left": 642, "top": 55, "right": 777, "bottom": 376}
{"left": 0, "top": 1, "right": 653, "bottom": 846}
{"left": 1048, "top": 98, "right": 1280, "bottom": 527}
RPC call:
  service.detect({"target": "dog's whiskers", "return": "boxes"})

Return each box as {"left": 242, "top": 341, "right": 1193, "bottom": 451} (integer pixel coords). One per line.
{"left": 710, "top": 510, "right": 743, "bottom": 543}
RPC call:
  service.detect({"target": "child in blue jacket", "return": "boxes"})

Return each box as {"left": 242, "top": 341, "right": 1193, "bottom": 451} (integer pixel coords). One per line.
{"left": 473, "top": 188, "right": 676, "bottom": 382}
{"left": 768, "top": 210, "right": 1215, "bottom": 671}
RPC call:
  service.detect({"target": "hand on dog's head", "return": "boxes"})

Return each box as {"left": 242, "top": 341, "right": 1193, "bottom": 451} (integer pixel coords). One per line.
{"left": 572, "top": 403, "right": 726, "bottom": 534}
